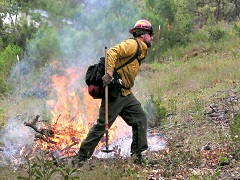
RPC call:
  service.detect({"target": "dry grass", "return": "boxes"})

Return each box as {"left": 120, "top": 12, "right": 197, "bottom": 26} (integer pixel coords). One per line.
{"left": 135, "top": 35, "right": 240, "bottom": 178}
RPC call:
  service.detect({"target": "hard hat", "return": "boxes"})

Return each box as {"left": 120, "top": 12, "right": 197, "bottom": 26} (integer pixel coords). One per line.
{"left": 129, "top": 19, "right": 154, "bottom": 35}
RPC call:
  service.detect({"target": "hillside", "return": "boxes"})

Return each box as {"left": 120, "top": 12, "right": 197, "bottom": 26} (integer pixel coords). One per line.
{"left": 132, "top": 32, "right": 240, "bottom": 179}
{"left": 0, "top": 29, "right": 239, "bottom": 179}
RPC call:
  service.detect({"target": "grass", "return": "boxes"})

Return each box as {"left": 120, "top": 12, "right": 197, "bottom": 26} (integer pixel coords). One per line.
{"left": 0, "top": 28, "right": 240, "bottom": 179}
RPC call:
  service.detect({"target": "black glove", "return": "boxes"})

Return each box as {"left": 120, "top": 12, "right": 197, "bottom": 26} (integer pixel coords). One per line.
{"left": 102, "top": 73, "right": 112, "bottom": 87}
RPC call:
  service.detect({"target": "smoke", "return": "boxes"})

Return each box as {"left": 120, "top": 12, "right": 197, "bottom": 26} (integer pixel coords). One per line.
{"left": 0, "top": 117, "right": 35, "bottom": 165}
{"left": 9, "top": 0, "right": 141, "bottom": 98}
{"left": 95, "top": 131, "right": 166, "bottom": 158}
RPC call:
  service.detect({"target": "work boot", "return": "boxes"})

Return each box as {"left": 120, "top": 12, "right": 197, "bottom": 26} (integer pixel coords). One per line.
{"left": 131, "top": 154, "right": 156, "bottom": 166}
{"left": 72, "top": 156, "right": 87, "bottom": 168}
{"left": 131, "top": 153, "right": 143, "bottom": 164}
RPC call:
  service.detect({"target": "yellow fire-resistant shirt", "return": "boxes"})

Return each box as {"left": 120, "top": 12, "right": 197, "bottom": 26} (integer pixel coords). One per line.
{"left": 106, "top": 38, "right": 148, "bottom": 96}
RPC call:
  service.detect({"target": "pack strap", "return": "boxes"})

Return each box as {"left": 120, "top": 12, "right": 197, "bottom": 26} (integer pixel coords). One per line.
{"left": 90, "top": 57, "right": 105, "bottom": 82}
{"left": 90, "top": 65, "right": 98, "bottom": 82}
{"left": 115, "top": 38, "right": 141, "bottom": 71}
{"left": 112, "top": 38, "right": 142, "bottom": 90}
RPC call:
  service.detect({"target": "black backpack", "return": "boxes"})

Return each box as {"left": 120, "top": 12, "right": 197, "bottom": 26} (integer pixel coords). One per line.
{"left": 85, "top": 39, "right": 141, "bottom": 99}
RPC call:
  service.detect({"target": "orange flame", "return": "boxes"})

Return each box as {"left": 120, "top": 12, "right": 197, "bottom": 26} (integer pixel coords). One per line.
{"left": 31, "top": 63, "right": 130, "bottom": 158}
{"left": 20, "top": 145, "right": 25, "bottom": 156}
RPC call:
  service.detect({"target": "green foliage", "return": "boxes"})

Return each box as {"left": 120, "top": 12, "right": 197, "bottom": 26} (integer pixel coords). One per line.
{"left": 208, "top": 28, "right": 226, "bottom": 42}
{"left": 0, "top": 44, "right": 21, "bottom": 94}
{"left": 142, "top": 0, "right": 184, "bottom": 62}
{"left": 0, "top": 0, "right": 40, "bottom": 51}
{"left": 17, "top": 155, "right": 58, "bottom": 180}
{"left": 146, "top": 0, "right": 176, "bottom": 24}
{"left": 186, "top": 0, "right": 239, "bottom": 27}
{"left": 149, "top": 95, "right": 167, "bottom": 127}
{"left": 41, "top": 0, "right": 78, "bottom": 26}
{"left": 0, "top": 38, "right": 4, "bottom": 52}
{"left": 0, "top": 78, "right": 10, "bottom": 95}
{"left": 101, "top": 0, "right": 139, "bottom": 41}
{"left": 0, "top": 44, "right": 21, "bottom": 76}
{"left": 189, "top": 29, "right": 208, "bottom": 43}
{"left": 193, "top": 94, "right": 204, "bottom": 115}
{"left": 219, "top": 152, "right": 230, "bottom": 165}
{"left": 121, "top": 168, "right": 142, "bottom": 179}
{"left": 230, "top": 113, "right": 240, "bottom": 142}
{"left": 59, "top": 167, "right": 79, "bottom": 180}
{"left": 168, "top": 98, "right": 177, "bottom": 114}
{"left": 26, "top": 26, "right": 61, "bottom": 69}
{"left": 233, "top": 22, "right": 240, "bottom": 38}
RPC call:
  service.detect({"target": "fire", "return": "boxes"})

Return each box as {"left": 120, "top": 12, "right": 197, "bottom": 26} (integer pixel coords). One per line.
{"left": 30, "top": 63, "right": 130, "bottom": 159}
{"left": 20, "top": 145, "right": 25, "bottom": 156}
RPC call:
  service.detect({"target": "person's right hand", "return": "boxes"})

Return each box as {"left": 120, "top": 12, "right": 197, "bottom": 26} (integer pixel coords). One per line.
{"left": 102, "top": 73, "right": 112, "bottom": 87}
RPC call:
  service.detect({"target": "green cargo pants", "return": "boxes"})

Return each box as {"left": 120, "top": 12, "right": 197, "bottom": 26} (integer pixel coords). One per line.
{"left": 76, "top": 92, "right": 148, "bottom": 160}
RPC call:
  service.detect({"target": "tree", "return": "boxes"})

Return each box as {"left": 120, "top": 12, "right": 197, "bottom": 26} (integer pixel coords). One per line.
{"left": 186, "top": 0, "right": 240, "bottom": 27}
{"left": 0, "top": 0, "right": 41, "bottom": 55}
{"left": 0, "top": 44, "right": 21, "bottom": 94}
{"left": 25, "top": 26, "right": 61, "bottom": 70}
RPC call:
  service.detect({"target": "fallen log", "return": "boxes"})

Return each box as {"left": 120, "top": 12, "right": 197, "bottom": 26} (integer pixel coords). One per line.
{"left": 24, "top": 115, "right": 54, "bottom": 137}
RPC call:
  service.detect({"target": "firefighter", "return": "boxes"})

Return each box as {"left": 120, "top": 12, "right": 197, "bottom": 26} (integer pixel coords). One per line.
{"left": 73, "top": 19, "right": 154, "bottom": 166}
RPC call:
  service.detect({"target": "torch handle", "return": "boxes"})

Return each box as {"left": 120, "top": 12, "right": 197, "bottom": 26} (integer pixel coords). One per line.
{"left": 104, "top": 47, "right": 109, "bottom": 131}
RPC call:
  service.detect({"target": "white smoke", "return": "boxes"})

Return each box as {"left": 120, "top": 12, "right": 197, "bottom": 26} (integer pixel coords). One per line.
{"left": 95, "top": 131, "right": 166, "bottom": 158}
{"left": 0, "top": 118, "right": 35, "bottom": 165}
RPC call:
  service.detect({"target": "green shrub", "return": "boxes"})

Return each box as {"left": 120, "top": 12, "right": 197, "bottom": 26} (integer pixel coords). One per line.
{"left": 233, "top": 22, "right": 240, "bottom": 37}
{"left": 146, "top": 95, "right": 167, "bottom": 127}
{"left": 208, "top": 28, "right": 226, "bottom": 42}
{"left": 0, "top": 79, "right": 10, "bottom": 95}
{"left": 189, "top": 30, "right": 208, "bottom": 43}
{"left": 0, "top": 44, "right": 21, "bottom": 76}
{"left": 0, "top": 44, "right": 21, "bottom": 95}
{"left": 17, "top": 154, "right": 80, "bottom": 180}
{"left": 0, "top": 38, "right": 4, "bottom": 52}
{"left": 26, "top": 26, "right": 61, "bottom": 70}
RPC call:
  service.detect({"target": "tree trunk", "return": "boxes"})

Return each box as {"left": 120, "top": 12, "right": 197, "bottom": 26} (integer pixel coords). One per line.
{"left": 215, "top": 0, "right": 221, "bottom": 24}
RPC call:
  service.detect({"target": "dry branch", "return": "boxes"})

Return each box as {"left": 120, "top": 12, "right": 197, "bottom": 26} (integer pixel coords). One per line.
{"left": 60, "top": 141, "right": 79, "bottom": 153}
{"left": 24, "top": 115, "right": 54, "bottom": 137}
{"left": 35, "top": 134, "right": 57, "bottom": 144}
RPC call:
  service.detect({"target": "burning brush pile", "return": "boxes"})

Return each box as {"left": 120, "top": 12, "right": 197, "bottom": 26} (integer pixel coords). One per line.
{"left": 0, "top": 63, "right": 166, "bottom": 166}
